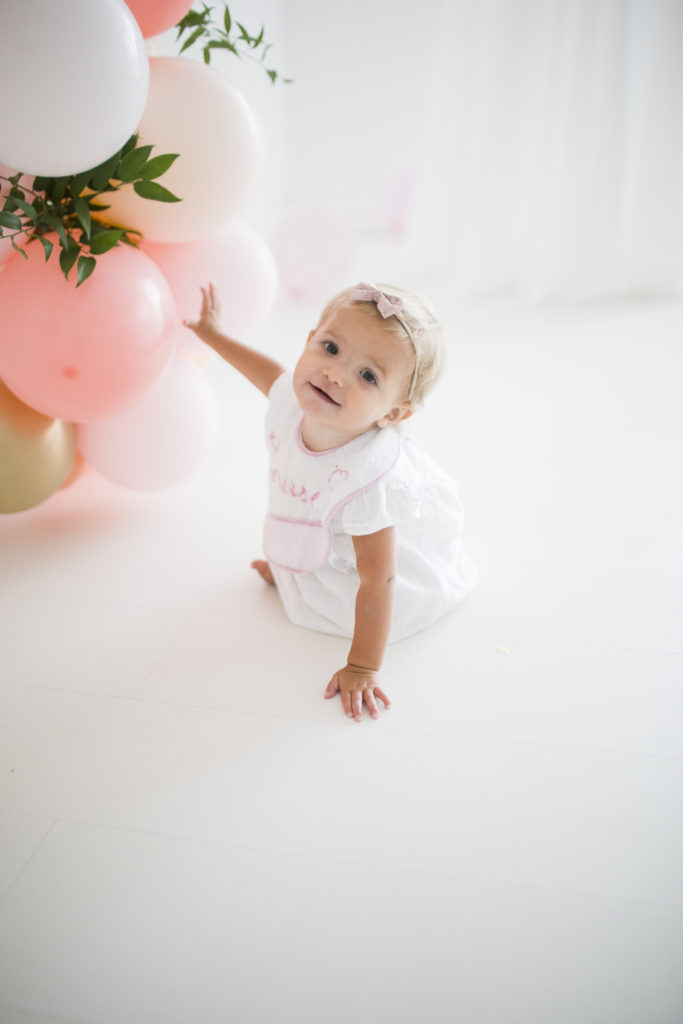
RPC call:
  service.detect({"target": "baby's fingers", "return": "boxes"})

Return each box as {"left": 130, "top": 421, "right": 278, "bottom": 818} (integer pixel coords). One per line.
{"left": 363, "top": 689, "right": 379, "bottom": 721}
{"left": 324, "top": 674, "right": 340, "bottom": 700}
{"left": 373, "top": 687, "right": 391, "bottom": 711}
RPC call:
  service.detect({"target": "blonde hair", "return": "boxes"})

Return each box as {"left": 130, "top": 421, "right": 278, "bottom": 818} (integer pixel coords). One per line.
{"left": 317, "top": 283, "right": 444, "bottom": 407}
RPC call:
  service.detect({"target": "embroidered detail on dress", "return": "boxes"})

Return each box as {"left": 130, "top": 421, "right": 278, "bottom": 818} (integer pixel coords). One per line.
{"left": 271, "top": 468, "right": 320, "bottom": 508}
{"left": 328, "top": 467, "right": 349, "bottom": 489}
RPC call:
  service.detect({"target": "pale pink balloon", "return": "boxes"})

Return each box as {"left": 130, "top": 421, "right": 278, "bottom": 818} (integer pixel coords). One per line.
{"left": 124, "top": 0, "right": 192, "bottom": 38}
{"left": 142, "top": 221, "right": 278, "bottom": 344}
{"left": 99, "top": 58, "right": 263, "bottom": 243}
{"left": 0, "top": 241, "right": 177, "bottom": 422}
{"left": 271, "top": 205, "right": 356, "bottom": 302}
{"left": 78, "top": 348, "right": 218, "bottom": 490}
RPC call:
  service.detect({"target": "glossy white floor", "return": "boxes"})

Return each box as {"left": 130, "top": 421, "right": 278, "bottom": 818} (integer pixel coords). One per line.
{"left": 1, "top": 277, "right": 682, "bottom": 1024}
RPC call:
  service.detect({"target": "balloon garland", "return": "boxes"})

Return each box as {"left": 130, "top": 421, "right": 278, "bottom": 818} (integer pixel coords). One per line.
{"left": 0, "top": 1, "right": 289, "bottom": 512}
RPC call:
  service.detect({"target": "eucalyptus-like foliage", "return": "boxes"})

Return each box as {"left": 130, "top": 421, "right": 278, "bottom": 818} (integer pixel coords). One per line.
{"left": 0, "top": 3, "right": 288, "bottom": 287}
{"left": 176, "top": 2, "right": 292, "bottom": 84}
{"left": 0, "top": 135, "right": 179, "bottom": 286}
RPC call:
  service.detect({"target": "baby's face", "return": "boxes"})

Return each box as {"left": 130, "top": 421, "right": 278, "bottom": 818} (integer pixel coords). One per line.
{"left": 293, "top": 303, "right": 414, "bottom": 451}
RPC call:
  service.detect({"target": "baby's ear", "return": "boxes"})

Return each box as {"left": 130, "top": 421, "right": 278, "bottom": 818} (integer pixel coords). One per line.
{"left": 377, "top": 403, "right": 414, "bottom": 429}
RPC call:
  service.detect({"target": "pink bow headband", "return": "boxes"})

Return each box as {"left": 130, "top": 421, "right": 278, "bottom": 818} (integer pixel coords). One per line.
{"left": 350, "top": 282, "right": 419, "bottom": 401}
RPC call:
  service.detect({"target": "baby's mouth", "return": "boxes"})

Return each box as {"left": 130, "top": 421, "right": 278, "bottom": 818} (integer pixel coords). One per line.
{"left": 310, "top": 383, "right": 340, "bottom": 406}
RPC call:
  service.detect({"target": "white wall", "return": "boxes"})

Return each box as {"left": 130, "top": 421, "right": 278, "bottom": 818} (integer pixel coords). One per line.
{"left": 152, "top": 0, "right": 440, "bottom": 237}
{"left": 278, "top": 0, "right": 442, "bottom": 235}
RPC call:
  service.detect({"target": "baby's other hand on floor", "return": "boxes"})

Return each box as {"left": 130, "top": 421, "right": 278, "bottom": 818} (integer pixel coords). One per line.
{"left": 324, "top": 664, "right": 391, "bottom": 723}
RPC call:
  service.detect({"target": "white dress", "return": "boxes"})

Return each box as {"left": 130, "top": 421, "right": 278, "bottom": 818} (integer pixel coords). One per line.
{"left": 263, "top": 372, "right": 477, "bottom": 642}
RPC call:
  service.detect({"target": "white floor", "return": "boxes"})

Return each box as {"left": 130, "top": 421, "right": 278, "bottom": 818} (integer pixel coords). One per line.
{"left": 0, "top": 270, "right": 682, "bottom": 1024}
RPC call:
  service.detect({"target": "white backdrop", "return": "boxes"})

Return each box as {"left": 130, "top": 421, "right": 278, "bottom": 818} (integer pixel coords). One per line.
{"left": 156, "top": 0, "right": 683, "bottom": 301}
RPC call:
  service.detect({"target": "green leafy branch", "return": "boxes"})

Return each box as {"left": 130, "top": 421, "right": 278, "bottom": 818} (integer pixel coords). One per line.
{"left": 0, "top": 135, "right": 180, "bottom": 286}
{"left": 176, "top": 2, "right": 292, "bottom": 84}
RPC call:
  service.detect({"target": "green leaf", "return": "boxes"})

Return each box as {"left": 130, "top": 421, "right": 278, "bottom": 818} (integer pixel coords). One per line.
{"left": 133, "top": 180, "right": 181, "bottom": 203}
{"left": 138, "top": 153, "right": 179, "bottom": 180}
{"left": 11, "top": 238, "right": 28, "bottom": 259}
{"left": 224, "top": 6, "right": 232, "bottom": 34}
{"left": 0, "top": 211, "right": 22, "bottom": 229}
{"left": 203, "top": 46, "right": 211, "bottom": 64}
{"left": 48, "top": 176, "right": 69, "bottom": 202}
{"left": 88, "top": 229, "right": 124, "bottom": 254}
{"left": 74, "top": 197, "right": 92, "bottom": 237}
{"left": 32, "top": 175, "right": 50, "bottom": 193}
{"left": 7, "top": 196, "right": 38, "bottom": 221}
{"left": 267, "top": 69, "right": 277, "bottom": 84}
{"left": 76, "top": 255, "right": 97, "bottom": 287}
{"left": 116, "top": 144, "right": 154, "bottom": 183}
{"left": 179, "top": 25, "right": 205, "bottom": 53}
{"left": 89, "top": 149, "right": 124, "bottom": 190}
{"left": 121, "top": 134, "right": 139, "bottom": 157}
{"left": 37, "top": 235, "right": 54, "bottom": 261}
{"left": 43, "top": 213, "right": 69, "bottom": 248}
{"left": 69, "top": 170, "right": 91, "bottom": 199}
{"left": 59, "top": 238, "right": 80, "bottom": 279}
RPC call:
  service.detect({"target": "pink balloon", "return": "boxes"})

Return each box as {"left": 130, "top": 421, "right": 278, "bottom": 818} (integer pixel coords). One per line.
{"left": 142, "top": 221, "right": 278, "bottom": 342}
{"left": 78, "top": 348, "right": 218, "bottom": 490}
{"left": 124, "top": 0, "right": 193, "bottom": 38}
{"left": 0, "top": 241, "right": 177, "bottom": 422}
{"left": 271, "top": 205, "right": 356, "bottom": 302}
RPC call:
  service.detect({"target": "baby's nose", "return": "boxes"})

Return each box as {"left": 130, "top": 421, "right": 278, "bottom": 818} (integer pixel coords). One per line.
{"left": 324, "top": 364, "right": 345, "bottom": 387}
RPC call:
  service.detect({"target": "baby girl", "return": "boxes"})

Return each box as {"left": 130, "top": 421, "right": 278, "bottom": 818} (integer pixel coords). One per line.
{"left": 185, "top": 281, "right": 476, "bottom": 722}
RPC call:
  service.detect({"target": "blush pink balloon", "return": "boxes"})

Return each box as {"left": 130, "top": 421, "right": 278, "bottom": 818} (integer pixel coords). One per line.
{"left": 78, "top": 348, "right": 218, "bottom": 490}
{"left": 124, "top": 0, "right": 192, "bottom": 38}
{"left": 0, "top": 241, "right": 177, "bottom": 422}
{"left": 142, "top": 220, "right": 278, "bottom": 343}
{"left": 271, "top": 205, "right": 356, "bottom": 302}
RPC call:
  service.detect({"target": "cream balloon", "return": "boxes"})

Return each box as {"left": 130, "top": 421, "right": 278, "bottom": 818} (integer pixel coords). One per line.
{"left": 99, "top": 57, "right": 263, "bottom": 243}
{"left": 0, "top": 0, "right": 149, "bottom": 177}
{"left": 0, "top": 380, "right": 77, "bottom": 514}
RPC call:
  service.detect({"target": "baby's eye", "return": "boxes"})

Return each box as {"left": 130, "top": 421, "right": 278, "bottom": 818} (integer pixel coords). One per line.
{"left": 360, "top": 369, "right": 377, "bottom": 385}
{"left": 323, "top": 340, "right": 338, "bottom": 355}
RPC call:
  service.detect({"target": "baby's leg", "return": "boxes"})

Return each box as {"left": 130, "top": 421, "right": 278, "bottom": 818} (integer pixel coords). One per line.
{"left": 251, "top": 560, "right": 275, "bottom": 586}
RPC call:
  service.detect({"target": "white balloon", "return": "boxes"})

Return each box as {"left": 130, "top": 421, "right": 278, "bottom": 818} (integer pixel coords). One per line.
{"left": 99, "top": 58, "right": 263, "bottom": 243}
{"left": 0, "top": 0, "right": 149, "bottom": 177}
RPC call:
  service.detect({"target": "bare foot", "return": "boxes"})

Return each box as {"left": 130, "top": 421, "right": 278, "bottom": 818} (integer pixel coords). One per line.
{"left": 251, "top": 560, "right": 275, "bottom": 585}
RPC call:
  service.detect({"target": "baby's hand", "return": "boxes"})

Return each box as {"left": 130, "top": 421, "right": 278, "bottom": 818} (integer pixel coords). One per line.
{"left": 324, "top": 664, "right": 391, "bottom": 723}
{"left": 183, "top": 282, "right": 222, "bottom": 339}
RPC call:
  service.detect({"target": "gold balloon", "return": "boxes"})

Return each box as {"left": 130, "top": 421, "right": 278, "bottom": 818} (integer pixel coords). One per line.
{"left": 0, "top": 379, "right": 77, "bottom": 513}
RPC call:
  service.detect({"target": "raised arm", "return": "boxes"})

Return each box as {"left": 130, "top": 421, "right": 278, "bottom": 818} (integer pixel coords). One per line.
{"left": 324, "top": 526, "right": 395, "bottom": 722}
{"left": 184, "top": 283, "right": 285, "bottom": 396}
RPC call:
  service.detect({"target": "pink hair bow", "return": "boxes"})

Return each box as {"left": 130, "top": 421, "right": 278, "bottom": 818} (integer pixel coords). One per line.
{"left": 350, "top": 282, "right": 405, "bottom": 318}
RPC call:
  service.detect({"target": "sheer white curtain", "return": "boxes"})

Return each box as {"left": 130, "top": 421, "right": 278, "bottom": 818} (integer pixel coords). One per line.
{"left": 404, "top": 0, "right": 683, "bottom": 300}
